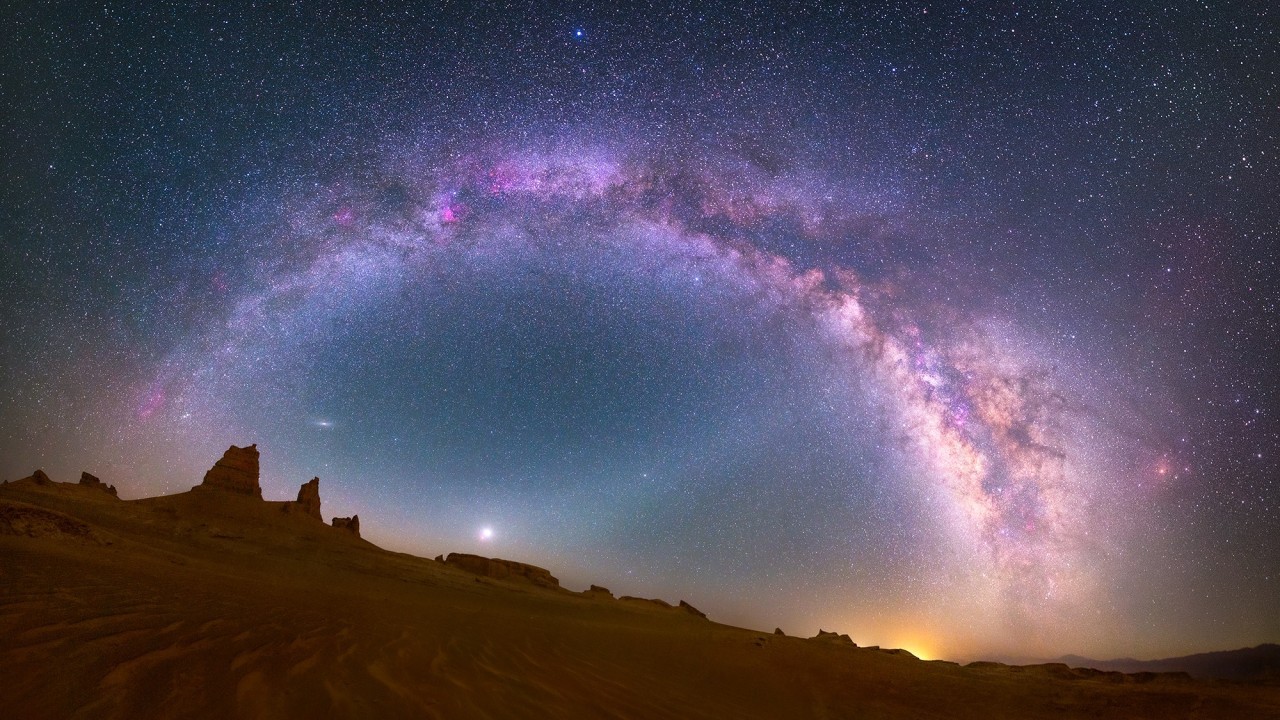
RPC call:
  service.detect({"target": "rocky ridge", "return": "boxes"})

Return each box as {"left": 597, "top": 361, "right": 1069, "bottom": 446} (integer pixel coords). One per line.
{"left": 79, "top": 471, "right": 118, "bottom": 497}
{"left": 443, "top": 553, "right": 559, "bottom": 588}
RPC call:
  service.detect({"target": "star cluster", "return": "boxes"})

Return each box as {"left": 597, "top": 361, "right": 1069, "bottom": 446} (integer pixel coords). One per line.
{"left": 2, "top": 1, "right": 1277, "bottom": 660}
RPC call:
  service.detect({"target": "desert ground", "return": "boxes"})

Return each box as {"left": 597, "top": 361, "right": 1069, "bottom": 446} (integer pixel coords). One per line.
{"left": 3, "top": 455, "right": 1278, "bottom": 719}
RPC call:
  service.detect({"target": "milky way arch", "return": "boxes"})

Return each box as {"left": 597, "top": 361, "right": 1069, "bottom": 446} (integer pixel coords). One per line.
{"left": 151, "top": 143, "right": 1122, "bottom": 640}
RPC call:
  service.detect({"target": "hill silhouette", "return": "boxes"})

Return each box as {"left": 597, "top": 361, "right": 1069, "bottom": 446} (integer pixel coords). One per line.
{"left": 1058, "top": 645, "right": 1280, "bottom": 682}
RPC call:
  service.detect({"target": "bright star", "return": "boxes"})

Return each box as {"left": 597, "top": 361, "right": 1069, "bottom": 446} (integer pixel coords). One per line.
{"left": 479, "top": 526, "right": 494, "bottom": 541}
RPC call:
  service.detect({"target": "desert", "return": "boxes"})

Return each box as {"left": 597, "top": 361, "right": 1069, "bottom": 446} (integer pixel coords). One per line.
{"left": 2, "top": 445, "right": 1277, "bottom": 719}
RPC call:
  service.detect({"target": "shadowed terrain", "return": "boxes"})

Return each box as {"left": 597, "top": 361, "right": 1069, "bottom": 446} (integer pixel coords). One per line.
{"left": 2, "top": 453, "right": 1278, "bottom": 719}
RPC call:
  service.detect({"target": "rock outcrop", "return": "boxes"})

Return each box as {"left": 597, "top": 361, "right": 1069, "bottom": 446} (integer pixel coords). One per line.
{"left": 0, "top": 499, "right": 107, "bottom": 544}
{"left": 619, "top": 596, "right": 673, "bottom": 609}
{"left": 615, "top": 595, "right": 709, "bottom": 619}
{"left": 79, "top": 472, "right": 118, "bottom": 497}
{"left": 331, "top": 515, "right": 360, "bottom": 537}
{"left": 678, "top": 600, "right": 706, "bottom": 618}
{"left": 443, "top": 553, "right": 559, "bottom": 588}
{"left": 199, "top": 444, "right": 262, "bottom": 498}
{"left": 18, "top": 469, "right": 54, "bottom": 486}
{"left": 812, "top": 629, "right": 857, "bottom": 646}
{"left": 294, "top": 477, "right": 322, "bottom": 520}
{"left": 774, "top": 628, "right": 786, "bottom": 636}
{"left": 584, "top": 584, "right": 613, "bottom": 598}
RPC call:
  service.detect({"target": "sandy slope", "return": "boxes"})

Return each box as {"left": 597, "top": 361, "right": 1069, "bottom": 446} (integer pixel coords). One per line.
{"left": 2, "top": 481, "right": 1277, "bottom": 719}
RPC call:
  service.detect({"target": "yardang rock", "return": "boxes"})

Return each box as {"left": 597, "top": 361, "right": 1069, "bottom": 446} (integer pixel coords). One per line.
{"left": 200, "top": 444, "right": 262, "bottom": 498}
{"left": 294, "top": 477, "right": 322, "bottom": 521}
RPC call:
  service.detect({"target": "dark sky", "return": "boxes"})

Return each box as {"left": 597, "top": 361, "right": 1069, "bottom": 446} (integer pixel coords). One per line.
{"left": 2, "top": 1, "right": 1277, "bottom": 661}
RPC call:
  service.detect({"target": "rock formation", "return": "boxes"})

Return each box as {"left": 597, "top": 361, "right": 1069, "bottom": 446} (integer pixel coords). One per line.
{"left": 619, "top": 596, "right": 673, "bottom": 609}
{"left": 584, "top": 584, "right": 613, "bottom": 598}
{"left": 79, "top": 471, "right": 118, "bottom": 497}
{"left": 812, "top": 629, "right": 857, "bottom": 646}
{"left": 613, "top": 596, "right": 709, "bottom": 619}
{"left": 199, "top": 444, "right": 262, "bottom": 498}
{"left": 678, "top": 600, "right": 706, "bottom": 618}
{"left": 294, "top": 477, "right": 322, "bottom": 520}
{"left": 18, "top": 469, "right": 53, "bottom": 486}
{"left": 443, "top": 553, "right": 559, "bottom": 588}
{"left": 331, "top": 515, "right": 360, "bottom": 537}
{"left": 774, "top": 628, "right": 786, "bottom": 636}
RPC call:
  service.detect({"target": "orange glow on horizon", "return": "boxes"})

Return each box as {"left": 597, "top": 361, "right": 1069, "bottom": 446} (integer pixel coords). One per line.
{"left": 903, "top": 645, "right": 932, "bottom": 661}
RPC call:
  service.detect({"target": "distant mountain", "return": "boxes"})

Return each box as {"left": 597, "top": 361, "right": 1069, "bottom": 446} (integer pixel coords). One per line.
{"left": 1056, "top": 644, "right": 1280, "bottom": 681}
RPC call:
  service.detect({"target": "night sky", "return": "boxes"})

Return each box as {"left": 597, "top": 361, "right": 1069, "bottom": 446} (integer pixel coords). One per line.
{"left": 2, "top": 1, "right": 1278, "bottom": 661}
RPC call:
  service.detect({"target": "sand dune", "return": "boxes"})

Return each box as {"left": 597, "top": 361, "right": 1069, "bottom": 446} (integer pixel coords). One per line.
{"left": 2, "top": 457, "right": 1278, "bottom": 719}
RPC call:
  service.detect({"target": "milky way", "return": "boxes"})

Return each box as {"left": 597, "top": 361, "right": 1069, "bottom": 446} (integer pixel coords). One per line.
{"left": 113, "top": 144, "right": 1134, "bottom": 656}
{"left": 3, "top": 1, "right": 1277, "bottom": 661}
